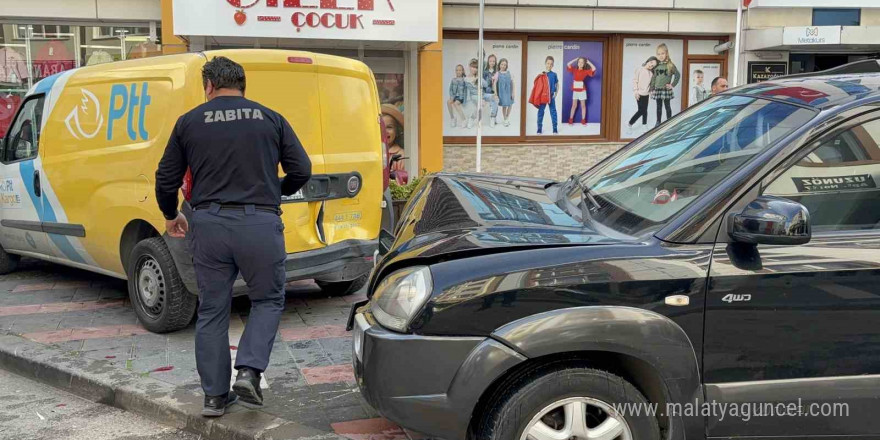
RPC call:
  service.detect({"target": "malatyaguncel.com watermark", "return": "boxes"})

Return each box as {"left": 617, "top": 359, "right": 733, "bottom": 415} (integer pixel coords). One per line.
{"left": 611, "top": 399, "right": 849, "bottom": 422}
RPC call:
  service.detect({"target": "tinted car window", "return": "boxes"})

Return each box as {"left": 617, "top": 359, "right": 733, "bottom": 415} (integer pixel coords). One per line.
{"left": 764, "top": 118, "right": 880, "bottom": 232}
{"left": 581, "top": 95, "right": 816, "bottom": 236}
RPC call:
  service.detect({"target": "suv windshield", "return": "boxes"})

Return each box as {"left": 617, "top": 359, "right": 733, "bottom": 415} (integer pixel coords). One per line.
{"left": 582, "top": 95, "right": 817, "bottom": 237}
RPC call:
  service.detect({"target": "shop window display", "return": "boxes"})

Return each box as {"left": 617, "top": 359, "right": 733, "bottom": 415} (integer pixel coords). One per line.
{"left": 0, "top": 23, "right": 161, "bottom": 137}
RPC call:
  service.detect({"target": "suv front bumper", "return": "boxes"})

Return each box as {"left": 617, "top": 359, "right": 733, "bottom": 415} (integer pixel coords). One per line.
{"left": 351, "top": 311, "right": 527, "bottom": 439}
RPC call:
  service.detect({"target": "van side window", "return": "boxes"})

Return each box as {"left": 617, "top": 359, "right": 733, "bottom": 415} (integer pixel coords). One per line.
{"left": 763, "top": 118, "right": 880, "bottom": 232}
{"left": 4, "top": 96, "right": 45, "bottom": 163}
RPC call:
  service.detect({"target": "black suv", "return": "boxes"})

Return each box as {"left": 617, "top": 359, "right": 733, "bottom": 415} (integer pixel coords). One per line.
{"left": 350, "top": 75, "right": 880, "bottom": 440}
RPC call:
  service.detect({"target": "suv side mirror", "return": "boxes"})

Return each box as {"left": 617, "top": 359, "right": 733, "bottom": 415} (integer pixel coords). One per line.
{"left": 729, "top": 196, "right": 811, "bottom": 246}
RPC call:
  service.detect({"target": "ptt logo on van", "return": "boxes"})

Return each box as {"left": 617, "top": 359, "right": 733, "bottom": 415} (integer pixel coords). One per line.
{"left": 64, "top": 89, "right": 104, "bottom": 140}
{"left": 64, "top": 83, "right": 153, "bottom": 142}
{"left": 108, "top": 83, "right": 152, "bottom": 141}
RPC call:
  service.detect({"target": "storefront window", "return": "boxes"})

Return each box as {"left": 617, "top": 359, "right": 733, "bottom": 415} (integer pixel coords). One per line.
{"left": 0, "top": 23, "right": 161, "bottom": 137}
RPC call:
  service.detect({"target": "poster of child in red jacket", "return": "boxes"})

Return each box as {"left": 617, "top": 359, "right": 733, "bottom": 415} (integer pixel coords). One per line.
{"left": 526, "top": 40, "right": 603, "bottom": 136}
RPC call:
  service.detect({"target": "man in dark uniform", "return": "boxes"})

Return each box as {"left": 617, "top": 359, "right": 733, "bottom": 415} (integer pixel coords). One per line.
{"left": 155, "top": 56, "right": 311, "bottom": 417}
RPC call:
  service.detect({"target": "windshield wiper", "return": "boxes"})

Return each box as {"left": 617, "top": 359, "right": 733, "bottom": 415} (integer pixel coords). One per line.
{"left": 574, "top": 178, "right": 601, "bottom": 212}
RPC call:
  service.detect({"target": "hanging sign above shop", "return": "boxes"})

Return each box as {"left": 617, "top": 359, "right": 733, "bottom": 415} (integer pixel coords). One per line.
{"left": 748, "top": 62, "right": 787, "bottom": 84}
{"left": 782, "top": 26, "right": 841, "bottom": 46}
{"left": 172, "top": 0, "right": 438, "bottom": 42}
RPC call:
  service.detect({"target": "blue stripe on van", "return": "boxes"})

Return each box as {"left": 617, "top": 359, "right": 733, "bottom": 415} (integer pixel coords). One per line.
{"left": 19, "top": 160, "right": 86, "bottom": 264}
{"left": 31, "top": 72, "right": 65, "bottom": 96}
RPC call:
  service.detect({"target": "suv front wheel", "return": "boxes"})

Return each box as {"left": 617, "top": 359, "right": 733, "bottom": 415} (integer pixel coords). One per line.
{"left": 477, "top": 364, "right": 659, "bottom": 440}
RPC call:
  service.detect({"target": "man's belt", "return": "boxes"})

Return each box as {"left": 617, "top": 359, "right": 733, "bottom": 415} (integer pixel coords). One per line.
{"left": 193, "top": 203, "right": 282, "bottom": 215}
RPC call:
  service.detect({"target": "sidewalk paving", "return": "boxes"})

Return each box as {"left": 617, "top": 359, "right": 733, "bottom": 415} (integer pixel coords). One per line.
{"left": 0, "top": 258, "right": 418, "bottom": 440}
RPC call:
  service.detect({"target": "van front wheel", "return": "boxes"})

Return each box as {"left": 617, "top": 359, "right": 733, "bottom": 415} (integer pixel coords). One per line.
{"left": 127, "top": 237, "right": 197, "bottom": 333}
{"left": 0, "top": 244, "right": 20, "bottom": 275}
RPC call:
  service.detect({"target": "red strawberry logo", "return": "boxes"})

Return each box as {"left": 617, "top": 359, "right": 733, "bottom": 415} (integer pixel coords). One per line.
{"left": 234, "top": 9, "right": 247, "bottom": 25}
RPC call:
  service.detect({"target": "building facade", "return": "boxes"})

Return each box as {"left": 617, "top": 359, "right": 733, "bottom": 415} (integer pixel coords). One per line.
{"left": 5, "top": 1, "right": 880, "bottom": 180}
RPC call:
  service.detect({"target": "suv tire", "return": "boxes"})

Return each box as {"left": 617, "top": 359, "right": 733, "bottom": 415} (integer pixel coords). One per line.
{"left": 478, "top": 363, "right": 660, "bottom": 440}
{"left": 0, "top": 244, "right": 20, "bottom": 275}
{"left": 315, "top": 274, "right": 368, "bottom": 297}
{"left": 127, "top": 237, "right": 196, "bottom": 333}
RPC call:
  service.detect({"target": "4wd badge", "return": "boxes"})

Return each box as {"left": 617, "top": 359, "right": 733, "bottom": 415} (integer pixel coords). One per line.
{"left": 722, "top": 294, "right": 751, "bottom": 304}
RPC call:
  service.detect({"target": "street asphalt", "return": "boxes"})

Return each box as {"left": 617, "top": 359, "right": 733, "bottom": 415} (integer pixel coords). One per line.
{"left": 0, "top": 368, "right": 200, "bottom": 440}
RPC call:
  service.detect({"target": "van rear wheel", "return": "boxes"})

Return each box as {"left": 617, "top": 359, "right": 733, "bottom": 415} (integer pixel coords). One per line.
{"left": 127, "top": 237, "right": 196, "bottom": 333}
{"left": 0, "top": 244, "right": 20, "bottom": 275}
{"left": 315, "top": 275, "right": 368, "bottom": 297}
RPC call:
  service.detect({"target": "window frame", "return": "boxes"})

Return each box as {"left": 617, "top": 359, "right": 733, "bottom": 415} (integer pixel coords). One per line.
{"left": 758, "top": 106, "right": 880, "bottom": 237}
{"left": 812, "top": 8, "right": 861, "bottom": 27}
{"left": 2, "top": 94, "right": 46, "bottom": 165}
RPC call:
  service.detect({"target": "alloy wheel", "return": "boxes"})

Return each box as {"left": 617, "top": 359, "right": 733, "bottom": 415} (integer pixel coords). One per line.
{"left": 520, "top": 397, "right": 633, "bottom": 440}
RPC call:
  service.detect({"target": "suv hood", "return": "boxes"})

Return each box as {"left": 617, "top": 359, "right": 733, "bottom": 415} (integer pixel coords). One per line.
{"left": 384, "top": 173, "right": 623, "bottom": 264}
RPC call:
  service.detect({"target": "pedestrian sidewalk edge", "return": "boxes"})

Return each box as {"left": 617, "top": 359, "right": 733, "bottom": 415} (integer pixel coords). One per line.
{"left": 0, "top": 334, "right": 343, "bottom": 440}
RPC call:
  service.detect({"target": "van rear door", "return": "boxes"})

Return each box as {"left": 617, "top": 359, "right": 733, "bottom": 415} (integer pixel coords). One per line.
{"left": 213, "top": 50, "right": 326, "bottom": 254}
{"left": 314, "top": 54, "right": 383, "bottom": 245}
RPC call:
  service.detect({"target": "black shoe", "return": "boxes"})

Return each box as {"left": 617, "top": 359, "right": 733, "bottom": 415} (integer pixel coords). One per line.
{"left": 233, "top": 367, "right": 264, "bottom": 406}
{"left": 202, "top": 390, "right": 239, "bottom": 417}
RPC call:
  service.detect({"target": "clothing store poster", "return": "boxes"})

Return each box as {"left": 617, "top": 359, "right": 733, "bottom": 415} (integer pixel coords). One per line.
{"left": 619, "top": 38, "right": 684, "bottom": 139}
{"left": 442, "top": 38, "right": 522, "bottom": 137}
{"left": 687, "top": 62, "right": 720, "bottom": 107}
{"left": 525, "top": 40, "right": 603, "bottom": 137}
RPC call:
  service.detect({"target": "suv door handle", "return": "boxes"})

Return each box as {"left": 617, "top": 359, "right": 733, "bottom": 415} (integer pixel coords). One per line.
{"left": 33, "top": 169, "right": 41, "bottom": 197}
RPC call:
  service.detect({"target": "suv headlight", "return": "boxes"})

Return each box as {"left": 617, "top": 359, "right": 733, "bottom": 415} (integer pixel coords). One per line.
{"left": 371, "top": 266, "right": 432, "bottom": 332}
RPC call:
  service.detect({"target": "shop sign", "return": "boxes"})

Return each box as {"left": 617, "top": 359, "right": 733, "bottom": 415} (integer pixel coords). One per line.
{"left": 782, "top": 26, "right": 841, "bottom": 46}
{"left": 748, "top": 62, "right": 787, "bottom": 84}
{"left": 172, "top": 0, "right": 438, "bottom": 43}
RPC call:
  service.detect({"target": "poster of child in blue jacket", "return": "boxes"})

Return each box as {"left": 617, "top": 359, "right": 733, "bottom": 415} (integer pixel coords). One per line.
{"left": 441, "top": 38, "right": 523, "bottom": 137}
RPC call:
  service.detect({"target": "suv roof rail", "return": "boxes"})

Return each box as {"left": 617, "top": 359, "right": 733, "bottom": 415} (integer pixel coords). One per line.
{"left": 780, "top": 59, "right": 880, "bottom": 79}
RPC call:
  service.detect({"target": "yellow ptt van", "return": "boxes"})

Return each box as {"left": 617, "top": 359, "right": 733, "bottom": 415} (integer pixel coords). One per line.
{"left": 0, "top": 50, "right": 393, "bottom": 333}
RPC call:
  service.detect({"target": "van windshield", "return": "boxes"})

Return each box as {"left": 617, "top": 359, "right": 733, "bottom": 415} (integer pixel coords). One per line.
{"left": 580, "top": 95, "right": 817, "bottom": 237}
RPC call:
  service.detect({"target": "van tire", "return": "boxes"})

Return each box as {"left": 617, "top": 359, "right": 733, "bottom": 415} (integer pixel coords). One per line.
{"left": 0, "top": 245, "right": 20, "bottom": 275}
{"left": 127, "top": 237, "right": 196, "bottom": 333}
{"left": 477, "top": 364, "right": 660, "bottom": 440}
{"left": 316, "top": 275, "right": 368, "bottom": 297}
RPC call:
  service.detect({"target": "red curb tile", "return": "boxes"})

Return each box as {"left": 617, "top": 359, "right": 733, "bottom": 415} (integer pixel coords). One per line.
{"left": 12, "top": 283, "right": 56, "bottom": 293}
{"left": 23, "top": 324, "right": 149, "bottom": 344}
{"left": 52, "top": 281, "right": 92, "bottom": 290}
{"left": 331, "top": 418, "right": 406, "bottom": 440}
{"left": 0, "top": 304, "right": 41, "bottom": 317}
{"left": 279, "top": 325, "right": 349, "bottom": 342}
{"left": 301, "top": 364, "right": 355, "bottom": 385}
{"left": 0, "top": 299, "right": 125, "bottom": 317}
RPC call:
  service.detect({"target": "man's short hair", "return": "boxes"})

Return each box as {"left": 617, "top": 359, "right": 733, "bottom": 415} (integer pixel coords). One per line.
{"left": 202, "top": 56, "right": 246, "bottom": 93}
{"left": 695, "top": 70, "right": 703, "bottom": 75}
{"left": 711, "top": 76, "right": 724, "bottom": 88}
{"left": 545, "top": 56, "right": 555, "bottom": 64}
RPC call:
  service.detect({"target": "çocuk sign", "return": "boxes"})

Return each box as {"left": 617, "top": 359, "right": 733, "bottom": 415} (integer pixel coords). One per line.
{"left": 172, "top": 0, "right": 438, "bottom": 43}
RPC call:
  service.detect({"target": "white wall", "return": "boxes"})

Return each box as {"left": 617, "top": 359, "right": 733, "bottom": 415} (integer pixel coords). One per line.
{"left": 444, "top": 6, "right": 737, "bottom": 33}
{"left": 0, "top": 0, "right": 161, "bottom": 21}
{"left": 444, "top": 0, "right": 737, "bottom": 8}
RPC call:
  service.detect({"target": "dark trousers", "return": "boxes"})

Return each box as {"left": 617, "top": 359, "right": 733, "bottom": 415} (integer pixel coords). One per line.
{"left": 629, "top": 95, "right": 649, "bottom": 125}
{"left": 655, "top": 98, "right": 673, "bottom": 125}
{"left": 190, "top": 203, "right": 286, "bottom": 397}
{"left": 537, "top": 100, "right": 557, "bottom": 133}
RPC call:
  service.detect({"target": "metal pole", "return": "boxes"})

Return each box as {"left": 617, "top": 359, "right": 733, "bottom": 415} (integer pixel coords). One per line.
{"left": 733, "top": 0, "right": 743, "bottom": 86}
{"left": 475, "top": 0, "right": 485, "bottom": 173}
